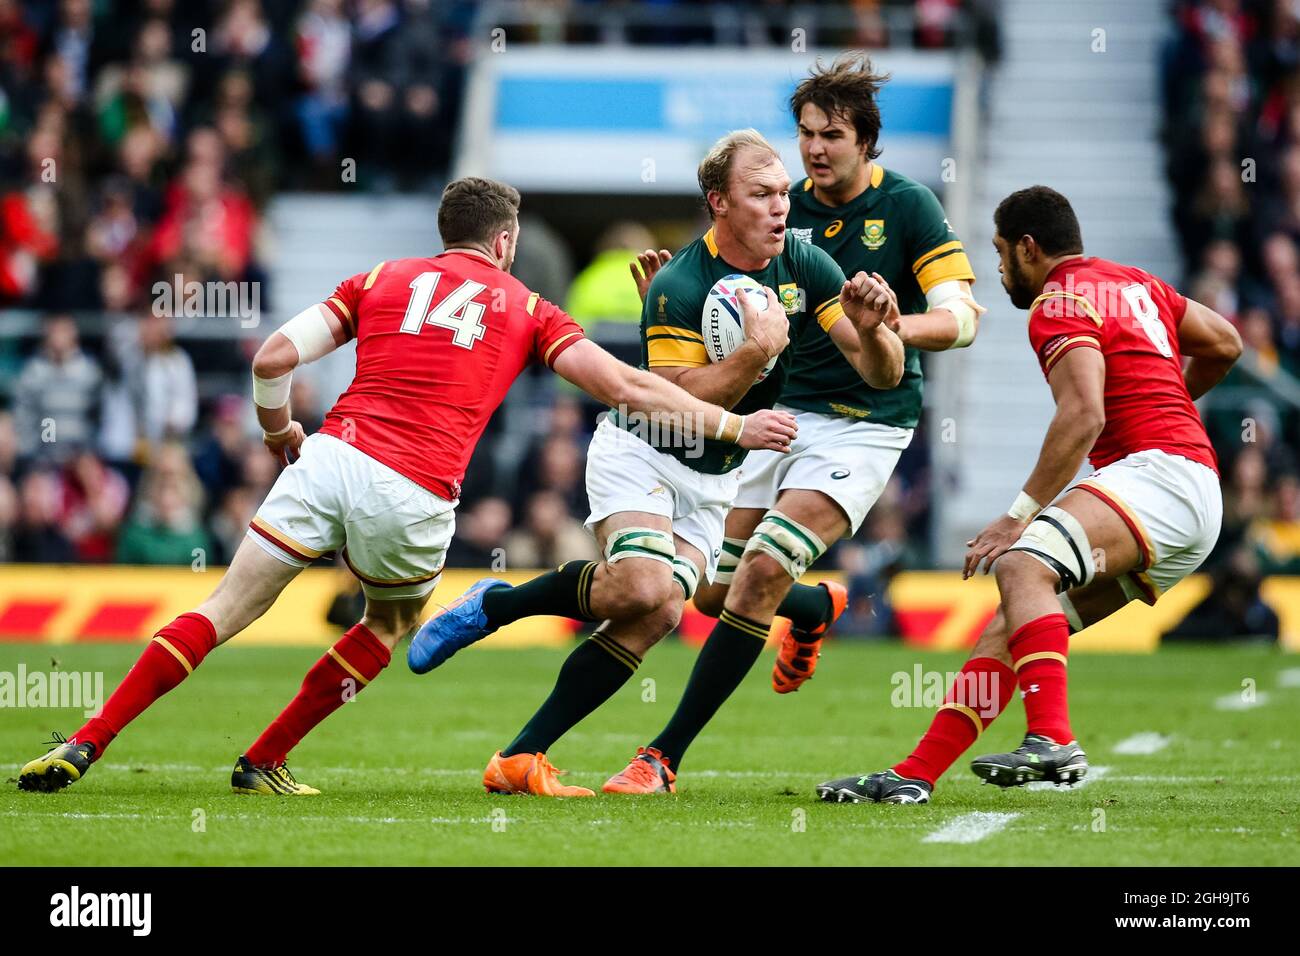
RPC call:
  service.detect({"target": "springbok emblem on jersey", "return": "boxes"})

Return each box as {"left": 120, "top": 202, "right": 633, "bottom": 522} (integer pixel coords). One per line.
{"left": 862, "top": 219, "right": 887, "bottom": 250}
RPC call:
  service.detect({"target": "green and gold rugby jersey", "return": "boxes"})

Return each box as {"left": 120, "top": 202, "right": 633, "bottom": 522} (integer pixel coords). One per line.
{"left": 613, "top": 225, "right": 848, "bottom": 475}
{"left": 780, "top": 165, "right": 975, "bottom": 428}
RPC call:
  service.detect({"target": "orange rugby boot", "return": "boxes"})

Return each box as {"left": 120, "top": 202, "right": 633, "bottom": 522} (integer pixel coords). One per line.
{"left": 602, "top": 746, "right": 676, "bottom": 794}
{"left": 771, "top": 581, "right": 848, "bottom": 694}
{"left": 482, "top": 750, "right": 595, "bottom": 797}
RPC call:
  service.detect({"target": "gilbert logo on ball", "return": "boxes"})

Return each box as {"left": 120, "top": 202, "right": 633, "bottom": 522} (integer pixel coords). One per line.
{"left": 702, "top": 274, "right": 779, "bottom": 382}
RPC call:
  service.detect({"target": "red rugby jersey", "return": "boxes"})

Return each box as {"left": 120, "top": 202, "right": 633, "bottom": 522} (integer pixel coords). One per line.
{"left": 1027, "top": 256, "right": 1218, "bottom": 474}
{"left": 318, "top": 251, "right": 585, "bottom": 500}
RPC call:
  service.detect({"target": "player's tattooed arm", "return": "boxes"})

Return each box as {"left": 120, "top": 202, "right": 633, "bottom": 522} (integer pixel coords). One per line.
{"left": 630, "top": 249, "right": 673, "bottom": 302}
{"left": 964, "top": 346, "right": 1107, "bottom": 577}
{"left": 1178, "top": 298, "right": 1243, "bottom": 400}
{"left": 551, "top": 338, "right": 797, "bottom": 451}
{"left": 830, "top": 271, "right": 905, "bottom": 389}
{"left": 654, "top": 286, "right": 790, "bottom": 409}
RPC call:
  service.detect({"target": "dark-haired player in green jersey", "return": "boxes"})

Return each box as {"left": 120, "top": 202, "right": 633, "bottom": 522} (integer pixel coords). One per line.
{"left": 605, "top": 54, "right": 984, "bottom": 795}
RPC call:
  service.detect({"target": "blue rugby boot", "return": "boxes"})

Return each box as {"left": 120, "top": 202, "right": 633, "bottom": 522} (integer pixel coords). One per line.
{"left": 407, "top": 578, "right": 509, "bottom": 674}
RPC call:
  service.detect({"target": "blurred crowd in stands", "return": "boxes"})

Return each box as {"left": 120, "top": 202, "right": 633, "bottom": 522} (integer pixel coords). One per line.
{"left": 491, "top": 0, "right": 989, "bottom": 52}
{"left": 0, "top": 0, "right": 472, "bottom": 568}
{"left": 9, "top": 0, "right": 1288, "bottom": 644}
{"left": 1161, "top": 0, "right": 1300, "bottom": 640}
{"left": 0, "top": 0, "right": 475, "bottom": 314}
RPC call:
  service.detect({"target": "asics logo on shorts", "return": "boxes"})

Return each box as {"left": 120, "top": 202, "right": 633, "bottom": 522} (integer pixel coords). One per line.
{"left": 831, "top": 470, "right": 850, "bottom": 480}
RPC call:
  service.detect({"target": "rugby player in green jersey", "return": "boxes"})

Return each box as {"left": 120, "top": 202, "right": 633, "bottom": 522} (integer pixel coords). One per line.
{"left": 604, "top": 55, "right": 985, "bottom": 794}
{"left": 414, "top": 129, "right": 904, "bottom": 796}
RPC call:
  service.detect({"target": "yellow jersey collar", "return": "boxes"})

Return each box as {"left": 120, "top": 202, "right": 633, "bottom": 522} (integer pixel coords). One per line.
{"left": 703, "top": 227, "right": 719, "bottom": 257}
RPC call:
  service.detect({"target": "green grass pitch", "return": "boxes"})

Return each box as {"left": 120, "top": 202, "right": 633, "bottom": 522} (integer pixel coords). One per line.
{"left": 2, "top": 640, "right": 1297, "bottom": 866}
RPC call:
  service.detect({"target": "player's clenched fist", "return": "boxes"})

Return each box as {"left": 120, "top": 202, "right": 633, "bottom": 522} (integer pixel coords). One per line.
{"left": 741, "top": 286, "right": 790, "bottom": 359}
{"left": 867, "top": 271, "right": 902, "bottom": 333}
{"left": 839, "top": 270, "right": 894, "bottom": 331}
{"left": 738, "top": 408, "right": 799, "bottom": 452}
{"left": 263, "top": 420, "right": 306, "bottom": 465}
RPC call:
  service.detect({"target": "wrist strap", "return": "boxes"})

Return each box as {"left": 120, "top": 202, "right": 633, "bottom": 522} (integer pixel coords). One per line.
{"left": 1007, "top": 490, "right": 1043, "bottom": 522}
{"left": 721, "top": 414, "right": 745, "bottom": 444}
{"left": 714, "top": 411, "right": 744, "bottom": 444}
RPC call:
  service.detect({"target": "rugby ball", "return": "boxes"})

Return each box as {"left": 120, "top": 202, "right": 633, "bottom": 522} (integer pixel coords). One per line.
{"left": 702, "top": 274, "right": 778, "bottom": 382}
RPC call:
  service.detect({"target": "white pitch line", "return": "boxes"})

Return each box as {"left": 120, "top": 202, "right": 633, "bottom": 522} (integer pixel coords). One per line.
{"left": 0, "top": 809, "right": 752, "bottom": 830}
{"left": 922, "top": 811, "right": 1019, "bottom": 844}
{"left": 1112, "top": 732, "right": 1171, "bottom": 755}
{"left": 87, "top": 764, "right": 829, "bottom": 780}
{"left": 90, "top": 764, "right": 1235, "bottom": 783}
{"left": 53, "top": 764, "right": 1300, "bottom": 789}
{"left": 1278, "top": 668, "right": 1300, "bottom": 689}
{"left": 1214, "top": 691, "right": 1271, "bottom": 711}
{"left": 0, "top": 809, "right": 491, "bottom": 825}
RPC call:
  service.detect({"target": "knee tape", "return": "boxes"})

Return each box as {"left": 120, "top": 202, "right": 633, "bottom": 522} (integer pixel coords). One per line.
{"left": 671, "top": 556, "right": 700, "bottom": 600}
{"left": 743, "top": 511, "right": 827, "bottom": 580}
{"left": 713, "top": 536, "right": 746, "bottom": 585}
{"left": 604, "top": 526, "right": 675, "bottom": 568}
{"left": 1007, "top": 506, "right": 1096, "bottom": 592}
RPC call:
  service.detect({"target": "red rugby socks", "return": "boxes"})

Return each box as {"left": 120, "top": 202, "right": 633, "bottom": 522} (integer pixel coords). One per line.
{"left": 1009, "top": 612, "right": 1074, "bottom": 744}
{"left": 892, "top": 656, "right": 1016, "bottom": 785}
{"left": 244, "top": 623, "right": 390, "bottom": 767}
{"left": 72, "top": 612, "right": 218, "bottom": 758}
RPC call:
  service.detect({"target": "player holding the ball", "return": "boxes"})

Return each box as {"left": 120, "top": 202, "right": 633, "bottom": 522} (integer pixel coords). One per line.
{"left": 605, "top": 55, "right": 985, "bottom": 794}
{"left": 412, "top": 129, "right": 903, "bottom": 796}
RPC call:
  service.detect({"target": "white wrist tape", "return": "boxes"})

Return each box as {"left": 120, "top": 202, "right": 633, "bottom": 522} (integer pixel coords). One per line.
{"left": 945, "top": 297, "right": 982, "bottom": 348}
{"left": 1007, "top": 490, "right": 1043, "bottom": 522}
{"left": 926, "top": 280, "right": 985, "bottom": 349}
{"left": 253, "top": 371, "right": 292, "bottom": 409}
{"left": 713, "top": 412, "right": 744, "bottom": 444}
{"left": 262, "top": 422, "right": 293, "bottom": 438}
{"left": 279, "top": 304, "right": 338, "bottom": 365}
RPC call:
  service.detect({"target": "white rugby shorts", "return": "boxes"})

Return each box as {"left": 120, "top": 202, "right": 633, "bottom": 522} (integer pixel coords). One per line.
{"left": 733, "top": 406, "right": 913, "bottom": 533}
{"left": 584, "top": 417, "right": 739, "bottom": 580}
{"left": 1072, "top": 448, "right": 1222, "bottom": 603}
{"left": 248, "top": 432, "right": 455, "bottom": 601}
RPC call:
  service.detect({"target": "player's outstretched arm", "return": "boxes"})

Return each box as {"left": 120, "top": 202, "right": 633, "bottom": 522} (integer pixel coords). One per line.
{"left": 964, "top": 346, "right": 1106, "bottom": 577}
{"left": 252, "top": 303, "right": 349, "bottom": 461}
{"left": 883, "top": 277, "right": 985, "bottom": 351}
{"left": 830, "top": 272, "right": 906, "bottom": 388}
{"left": 552, "top": 338, "right": 797, "bottom": 451}
{"left": 1179, "top": 298, "right": 1243, "bottom": 400}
